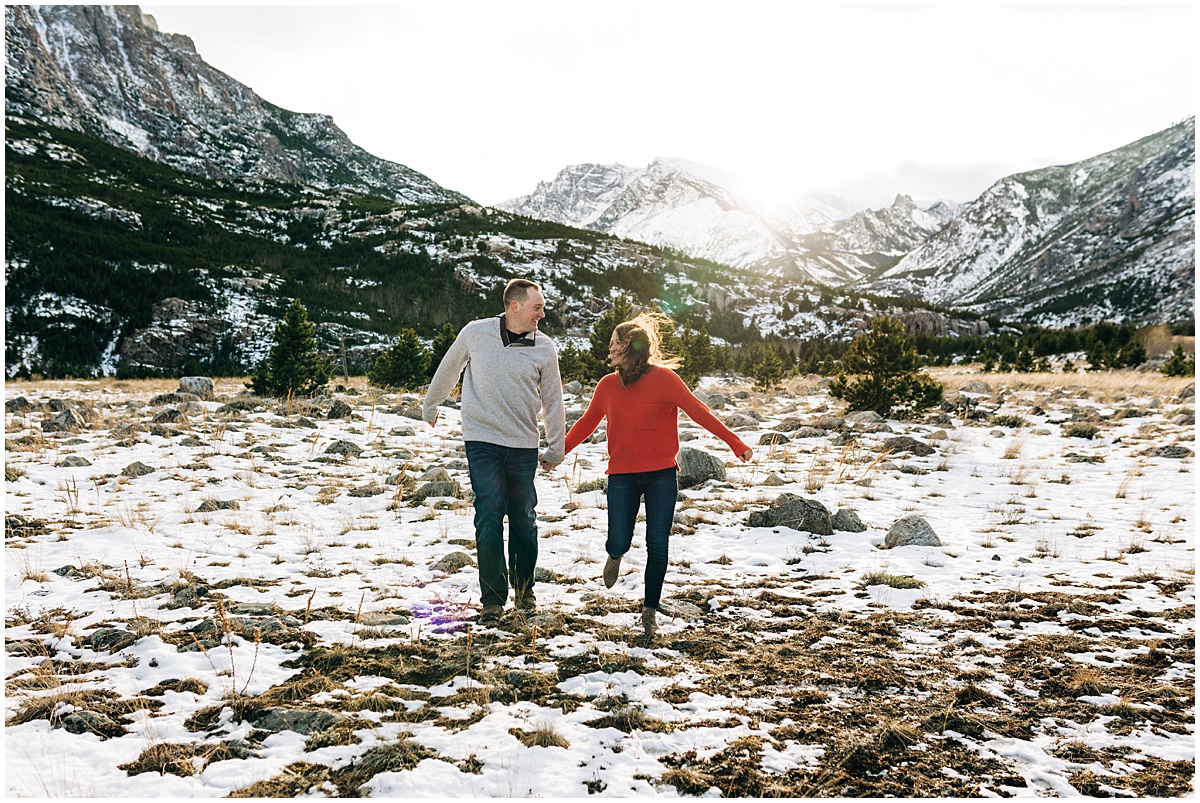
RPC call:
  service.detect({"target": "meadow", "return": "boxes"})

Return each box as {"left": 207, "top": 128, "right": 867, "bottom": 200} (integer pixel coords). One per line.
{"left": 4, "top": 368, "right": 1194, "bottom": 797}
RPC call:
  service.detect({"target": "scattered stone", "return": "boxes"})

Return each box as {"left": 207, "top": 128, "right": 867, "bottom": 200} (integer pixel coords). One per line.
{"left": 196, "top": 499, "right": 240, "bottom": 513}
{"left": 348, "top": 484, "right": 386, "bottom": 497}
{"left": 177, "top": 377, "right": 215, "bottom": 400}
{"left": 6, "top": 397, "right": 39, "bottom": 414}
{"left": 881, "top": 436, "right": 935, "bottom": 456}
{"left": 704, "top": 391, "right": 727, "bottom": 410}
{"left": 962, "top": 381, "right": 991, "bottom": 394}
{"left": 563, "top": 380, "right": 584, "bottom": 395}
{"left": 1142, "top": 445, "right": 1194, "bottom": 459}
{"left": 358, "top": 611, "right": 412, "bottom": 627}
{"left": 144, "top": 678, "right": 210, "bottom": 696}
{"left": 746, "top": 494, "right": 832, "bottom": 535}
{"left": 431, "top": 552, "right": 475, "bottom": 574}
{"left": 400, "top": 407, "right": 425, "bottom": 420}
{"left": 927, "top": 430, "right": 949, "bottom": 440}
{"left": 122, "top": 461, "right": 156, "bottom": 478}
{"left": 723, "top": 413, "right": 759, "bottom": 429}
{"left": 56, "top": 456, "right": 92, "bottom": 468}
{"left": 759, "top": 432, "right": 791, "bottom": 445}
{"left": 90, "top": 627, "right": 138, "bottom": 653}
{"left": 247, "top": 708, "right": 345, "bottom": 735}
{"left": 61, "top": 710, "right": 123, "bottom": 738}
{"left": 775, "top": 418, "right": 808, "bottom": 432}
{"left": 900, "top": 465, "right": 930, "bottom": 475}
{"left": 811, "top": 415, "right": 844, "bottom": 431}
{"left": 152, "top": 408, "right": 186, "bottom": 424}
{"left": 42, "top": 408, "right": 89, "bottom": 433}
{"left": 763, "top": 472, "right": 786, "bottom": 486}
{"left": 419, "top": 467, "right": 452, "bottom": 483}
{"left": 677, "top": 447, "right": 726, "bottom": 489}
{"left": 884, "top": 515, "right": 942, "bottom": 548}
{"left": 390, "top": 426, "right": 416, "bottom": 437}
{"left": 790, "top": 427, "right": 826, "bottom": 438}
{"left": 325, "top": 440, "right": 363, "bottom": 457}
{"left": 832, "top": 508, "right": 867, "bottom": 532}
{"left": 1064, "top": 452, "right": 1105, "bottom": 464}
{"left": 410, "top": 481, "right": 462, "bottom": 502}
{"left": 327, "top": 399, "right": 353, "bottom": 419}
{"left": 658, "top": 599, "right": 705, "bottom": 620}
{"left": 845, "top": 411, "right": 884, "bottom": 424}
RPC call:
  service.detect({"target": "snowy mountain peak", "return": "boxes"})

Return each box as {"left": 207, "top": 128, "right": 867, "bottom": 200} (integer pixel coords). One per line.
{"left": 4, "top": 4, "right": 467, "bottom": 204}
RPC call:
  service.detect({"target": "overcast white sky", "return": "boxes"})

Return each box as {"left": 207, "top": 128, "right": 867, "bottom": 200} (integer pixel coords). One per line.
{"left": 141, "top": 3, "right": 1195, "bottom": 210}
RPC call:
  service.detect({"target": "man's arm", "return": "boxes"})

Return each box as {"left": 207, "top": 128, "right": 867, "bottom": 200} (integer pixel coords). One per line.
{"left": 421, "top": 329, "right": 471, "bottom": 426}
{"left": 538, "top": 346, "right": 567, "bottom": 466}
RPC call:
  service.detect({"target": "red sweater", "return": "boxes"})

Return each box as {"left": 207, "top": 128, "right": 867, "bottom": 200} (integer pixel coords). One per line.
{"left": 564, "top": 367, "right": 750, "bottom": 474}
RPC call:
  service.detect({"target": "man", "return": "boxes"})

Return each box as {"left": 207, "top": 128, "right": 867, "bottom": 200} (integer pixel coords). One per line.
{"left": 422, "top": 278, "right": 566, "bottom": 625}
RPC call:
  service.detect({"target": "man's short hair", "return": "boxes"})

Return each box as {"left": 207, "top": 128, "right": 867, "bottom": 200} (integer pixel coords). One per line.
{"left": 503, "top": 278, "right": 541, "bottom": 307}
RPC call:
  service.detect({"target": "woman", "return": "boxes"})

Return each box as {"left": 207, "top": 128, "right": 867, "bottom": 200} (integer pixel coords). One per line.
{"left": 561, "top": 312, "right": 753, "bottom": 638}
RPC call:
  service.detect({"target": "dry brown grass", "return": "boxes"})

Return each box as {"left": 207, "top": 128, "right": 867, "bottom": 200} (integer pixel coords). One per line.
{"left": 928, "top": 366, "right": 1194, "bottom": 403}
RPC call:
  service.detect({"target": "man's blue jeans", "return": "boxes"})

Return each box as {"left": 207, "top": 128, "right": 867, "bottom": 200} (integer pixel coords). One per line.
{"left": 606, "top": 466, "right": 678, "bottom": 610}
{"left": 465, "top": 441, "right": 539, "bottom": 607}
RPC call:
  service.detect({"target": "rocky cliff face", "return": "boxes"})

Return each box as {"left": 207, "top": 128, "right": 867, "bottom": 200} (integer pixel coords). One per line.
{"left": 862, "top": 118, "right": 1196, "bottom": 326}
{"left": 5, "top": 5, "right": 467, "bottom": 204}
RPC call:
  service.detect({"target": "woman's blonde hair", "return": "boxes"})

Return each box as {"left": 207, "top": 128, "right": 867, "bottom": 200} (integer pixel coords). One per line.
{"left": 611, "top": 310, "right": 682, "bottom": 385}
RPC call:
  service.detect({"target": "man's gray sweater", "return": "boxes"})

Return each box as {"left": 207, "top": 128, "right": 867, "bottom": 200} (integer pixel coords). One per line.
{"left": 421, "top": 317, "right": 566, "bottom": 464}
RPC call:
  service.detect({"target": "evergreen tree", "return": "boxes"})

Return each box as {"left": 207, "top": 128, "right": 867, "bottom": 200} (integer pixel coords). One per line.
{"left": 1115, "top": 339, "right": 1147, "bottom": 368}
{"left": 557, "top": 341, "right": 598, "bottom": 385}
{"left": 674, "top": 326, "right": 715, "bottom": 388}
{"left": 249, "top": 299, "right": 329, "bottom": 398}
{"left": 749, "top": 342, "right": 783, "bottom": 392}
{"left": 369, "top": 328, "right": 431, "bottom": 389}
{"left": 828, "top": 315, "right": 943, "bottom": 416}
{"left": 428, "top": 322, "right": 457, "bottom": 378}
{"left": 1162, "top": 345, "right": 1195, "bottom": 377}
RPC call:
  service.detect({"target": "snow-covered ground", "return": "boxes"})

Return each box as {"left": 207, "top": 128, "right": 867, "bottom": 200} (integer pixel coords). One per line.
{"left": 4, "top": 370, "right": 1194, "bottom": 797}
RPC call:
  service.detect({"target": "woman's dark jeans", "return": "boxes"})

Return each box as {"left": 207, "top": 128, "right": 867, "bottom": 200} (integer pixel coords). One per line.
{"left": 465, "top": 441, "right": 539, "bottom": 607}
{"left": 606, "top": 466, "right": 678, "bottom": 609}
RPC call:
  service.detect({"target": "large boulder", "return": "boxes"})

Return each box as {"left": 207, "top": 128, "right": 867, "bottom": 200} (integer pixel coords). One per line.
{"left": 177, "top": 377, "right": 215, "bottom": 400}
{"left": 832, "top": 508, "right": 867, "bottom": 532}
{"left": 884, "top": 515, "right": 941, "bottom": 548}
{"left": 677, "top": 447, "right": 726, "bottom": 489}
{"left": 746, "top": 494, "right": 832, "bottom": 535}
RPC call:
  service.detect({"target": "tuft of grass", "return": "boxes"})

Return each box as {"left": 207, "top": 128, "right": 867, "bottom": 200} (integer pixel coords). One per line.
{"left": 512, "top": 723, "right": 570, "bottom": 749}
{"left": 859, "top": 571, "right": 925, "bottom": 589}
{"left": 1063, "top": 422, "right": 1100, "bottom": 439}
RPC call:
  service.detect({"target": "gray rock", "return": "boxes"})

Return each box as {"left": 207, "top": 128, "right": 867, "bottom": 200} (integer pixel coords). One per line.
{"left": 759, "top": 432, "right": 791, "bottom": 445}
{"left": 358, "top": 611, "right": 412, "bottom": 627}
{"left": 90, "top": 627, "right": 138, "bottom": 653}
{"left": 348, "top": 484, "right": 386, "bottom": 497}
{"left": 927, "top": 430, "right": 949, "bottom": 440}
{"left": 746, "top": 494, "right": 832, "bottom": 535}
{"left": 61, "top": 710, "right": 122, "bottom": 737}
{"left": 229, "top": 602, "right": 276, "bottom": 616}
{"left": 1148, "top": 445, "right": 1194, "bottom": 458}
{"left": 247, "top": 708, "right": 345, "bottom": 735}
{"left": 845, "top": 411, "right": 884, "bottom": 424}
{"left": 832, "top": 508, "right": 866, "bottom": 532}
{"left": 703, "top": 391, "right": 727, "bottom": 410}
{"left": 763, "top": 472, "right": 786, "bottom": 486}
{"left": 410, "top": 481, "right": 462, "bottom": 502}
{"left": 390, "top": 426, "right": 416, "bottom": 437}
{"left": 658, "top": 599, "right": 705, "bottom": 620}
{"left": 431, "top": 552, "right": 475, "bottom": 574}
{"left": 563, "top": 380, "right": 584, "bottom": 395}
{"left": 790, "top": 427, "right": 826, "bottom": 439}
{"left": 196, "top": 499, "right": 240, "bottom": 512}
{"left": 153, "top": 408, "right": 186, "bottom": 424}
{"left": 5, "top": 396, "right": 38, "bottom": 414}
{"left": 884, "top": 515, "right": 942, "bottom": 548}
{"left": 962, "top": 381, "right": 992, "bottom": 394}
{"left": 775, "top": 418, "right": 808, "bottom": 432}
{"left": 418, "top": 466, "right": 452, "bottom": 483}
{"left": 812, "top": 415, "right": 844, "bottom": 431}
{"left": 56, "top": 456, "right": 92, "bottom": 468}
{"left": 881, "top": 436, "right": 935, "bottom": 456}
{"left": 723, "top": 413, "right": 759, "bottom": 429}
{"left": 122, "top": 461, "right": 156, "bottom": 477}
{"left": 42, "top": 408, "right": 88, "bottom": 433}
{"left": 327, "top": 399, "right": 353, "bottom": 419}
{"left": 325, "top": 440, "right": 363, "bottom": 457}
{"left": 677, "top": 447, "right": 726, "bottom": 489}
{"left": 178, "top": 377, "right": 215, "bottom": 400}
